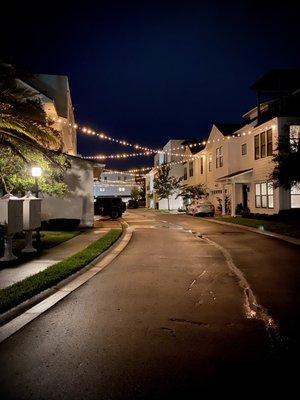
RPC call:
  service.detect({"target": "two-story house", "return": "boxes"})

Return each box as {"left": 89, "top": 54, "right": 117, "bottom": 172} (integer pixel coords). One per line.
{"left": 182, "top": 70, "right": 300, "bottom": 216}
{"left": 146, "top": 139, "right": 186, "bottom": 210}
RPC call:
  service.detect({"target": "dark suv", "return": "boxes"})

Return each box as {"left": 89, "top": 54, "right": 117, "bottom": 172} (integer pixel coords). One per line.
{"left": 94, "top": 197, "right": 126, "bottom": 219}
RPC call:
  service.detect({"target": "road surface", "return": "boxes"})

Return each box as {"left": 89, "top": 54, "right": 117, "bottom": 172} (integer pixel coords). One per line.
{"left": 1, "top": 209, "right": 299, "bottom": 398}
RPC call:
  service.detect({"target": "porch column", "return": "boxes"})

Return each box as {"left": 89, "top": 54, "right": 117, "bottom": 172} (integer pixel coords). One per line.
{"left": 221, "top": 184, "right": 226, "bottom": 215}
{"left": 231, "top": 182, "right": 236, "bottom": 217}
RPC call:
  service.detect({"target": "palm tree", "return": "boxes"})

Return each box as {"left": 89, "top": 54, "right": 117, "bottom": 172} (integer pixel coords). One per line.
{"left": 0, "top": 62, "right": 63, "bottom": 192}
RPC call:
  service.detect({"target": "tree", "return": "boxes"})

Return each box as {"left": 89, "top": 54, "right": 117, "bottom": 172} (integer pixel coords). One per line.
{"left": 177, "top": 184, "right": 207, "bottom": 202}
{"left": 154, "top": 165, "right": 181, "bottom": 210}
{"left": 0, "top": 62, "right": 69, "bottom": 195}
{"left": 130, "top": 186, "right": 140, "bottom": 201}
{"left": 271, "top": 128, "right": 300, "bottom": 190}
{"left": 0, "top": 147, "right": 70, "bottom": 197}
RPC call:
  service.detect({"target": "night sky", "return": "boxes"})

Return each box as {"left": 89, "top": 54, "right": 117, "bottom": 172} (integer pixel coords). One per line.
{"left": 2, "top": 0, "right": 300, "bottom": 169}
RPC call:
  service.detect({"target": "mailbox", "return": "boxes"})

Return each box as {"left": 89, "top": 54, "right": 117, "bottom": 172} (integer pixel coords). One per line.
{"left": 0, "top": 194, "right": 24, "bottom": 234}
{"left": 0, "top": 194, "right": 24, "bottom": 262}
{"left": 23, "top": 193, "right": 42, "bottom": 230}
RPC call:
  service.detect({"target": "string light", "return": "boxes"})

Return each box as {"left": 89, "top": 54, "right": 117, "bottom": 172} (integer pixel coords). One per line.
{"left": 52, "top": 117, "right": 277, "bottom": 160}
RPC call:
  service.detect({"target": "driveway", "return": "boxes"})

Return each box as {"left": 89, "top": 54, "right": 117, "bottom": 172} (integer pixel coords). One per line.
{"left": 0, "top": 209, "right": 299, "bottom": 398}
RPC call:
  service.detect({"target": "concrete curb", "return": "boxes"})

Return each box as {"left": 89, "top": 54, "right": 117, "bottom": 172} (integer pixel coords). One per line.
{"left": 0, "top": 220, "right": 133, "bottom": 344}
{"left": 201, "top": 217, "right": 300, "bottom": 246}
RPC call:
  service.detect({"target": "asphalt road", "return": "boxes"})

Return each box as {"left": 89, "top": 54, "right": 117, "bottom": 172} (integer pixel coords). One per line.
{"left": 1, "top": 210, "right": 300, "bottom": 399}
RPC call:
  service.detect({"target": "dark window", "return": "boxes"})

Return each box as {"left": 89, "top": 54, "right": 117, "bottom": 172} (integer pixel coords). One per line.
{"left": 189, "top": 162, "right": 193, "bottom": 177}
{"left": 208, "top": 154, "right": 212, "bottom": 172}
{"left": 200, "top": 157, "right": 204, "bottom": 174}
{"left": 216, "top": 147, "right": 223, "bottom": 168}
{"left": 260, "top": 132, "right": 266, "bottom": 158}
{"left": 241, "top": 143, "right": 247, "bottom": 155}
{"left": 254, "top": 135, "right": 260, "bottom": 160}
{"left": 267, "top": 129, "right": 273, "bottom": 156}
{"left": 184, "top": 167, "right": 187, "bottom": 180}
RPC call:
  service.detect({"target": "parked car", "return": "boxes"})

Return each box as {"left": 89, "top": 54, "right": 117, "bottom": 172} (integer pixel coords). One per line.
{"left": 127, "top": 199, "right": 139, "bottom": 209}
{"left": 94, "top": 197, "right": 126, "bottom": 219}
{"left": 187, "top": 199, "right": 215, "bottom": 217}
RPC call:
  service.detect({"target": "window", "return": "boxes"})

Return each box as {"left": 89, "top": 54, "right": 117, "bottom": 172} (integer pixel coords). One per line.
{"left": 260, "top": 132, "right": 266, "bottom": 158}
{"left": 267, "top": 129, "right": 273, "bottom": 156}
{"left": 98, "top": 187, "right": 106, "bottom": 192}
{"left": 208, "top": 154, "right": 212, "bottom": 172}
{"left": 241, "top": 143, "right": 247, "bottom": 155}
{"left": 118, "top": 187, "right": 125, "bottom": 192}
{"left": 216, "top": 147, "right": 223, "bottom": 168}
{"left": 104, "top": 176, "right": 107, "bottom": 181}
{"left": 118, "top": 176, "right": 121, "bottom": 181}
{"left": 289, "top": 125, "right": 300, "bottom": 152}
{"left": 184, "top": 167, "right": 187, "bottom": 180}
{"left": 200, "top": 157, "right": 204, "bottom": 174}
{"left": 291, "top": 184, "right": 300, "bottom": 208}
{"left": 254, "top": 134, "right": 260, "bottom": 160}
{"left": 254, "top": 129, "right": 273, "bottom": 159}
{"left": 189, "top": 161, "right": 194, "bottom": 177}
{"left": 255, "top": 182, "right": 274, "bottom": 208}
{"left": 124, "top": 176, "right": 127, "bottom": 181}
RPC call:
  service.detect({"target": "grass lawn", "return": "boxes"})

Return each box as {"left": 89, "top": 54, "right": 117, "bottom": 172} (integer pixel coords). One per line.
{"left": 0, "top": 228, "right": 122, "bottom": 314}
{"left": 215, "top": 216, "right": 300, "bottom": 238}
{"left": 0, "top": 230, "right": 81, "bottom": 268}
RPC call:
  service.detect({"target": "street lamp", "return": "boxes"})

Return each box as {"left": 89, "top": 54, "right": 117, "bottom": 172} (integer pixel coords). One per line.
{"left": 31, "top": 166, "right": 42, "bottom": 250}
{"left": 31, "top": 166, "right": 42, "bottom": 197}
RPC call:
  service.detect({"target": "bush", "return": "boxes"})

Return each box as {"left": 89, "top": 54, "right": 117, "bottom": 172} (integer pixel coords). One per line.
{"left": 278, "top": 209, "right": 300, "bottom": 221}
{"left": 41, "top": 218, "right": 80, "bottom": 231}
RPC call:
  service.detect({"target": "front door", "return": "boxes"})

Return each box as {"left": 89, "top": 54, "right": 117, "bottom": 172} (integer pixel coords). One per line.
{"left": 242, "top": 184, "right": 248, "bottom": 209}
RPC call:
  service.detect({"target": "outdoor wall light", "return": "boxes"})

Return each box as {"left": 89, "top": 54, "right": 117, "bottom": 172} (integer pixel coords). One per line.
{"left": 31, "top": 166, "right": 42, "bottom": 178}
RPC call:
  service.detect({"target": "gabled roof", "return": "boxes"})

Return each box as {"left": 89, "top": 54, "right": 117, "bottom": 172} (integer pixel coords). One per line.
{"left": 181, "top": 139, "right": 206, "bottom": 154}
{"left": 214, "top": 123, "right": 244, "bottom": 136}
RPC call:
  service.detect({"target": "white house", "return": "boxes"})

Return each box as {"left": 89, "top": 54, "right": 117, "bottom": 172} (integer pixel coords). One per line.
{"left": 19, "top": 74, "right": 104, "bottom": 227}
{"left": 146, "top": 139, "right": 185, "bottom": 210}
{"left": 182, "top": 70, "right": 300, "bottom": 216}
{"left": 94, "top": 171, "right": 140, "bottom": 204}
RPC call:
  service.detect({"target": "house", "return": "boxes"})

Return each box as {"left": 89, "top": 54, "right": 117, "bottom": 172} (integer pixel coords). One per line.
{"left": 94, "top": 171, "right": 140, "bottom": 204}
{"left": 19, "top": 74, "right": 104, "bottom": 227}
{"left": 182, "top": 70, "right": 300, "bottom": 216}
{"left": 146, "top": 139, "right": 186, "bottom": 210}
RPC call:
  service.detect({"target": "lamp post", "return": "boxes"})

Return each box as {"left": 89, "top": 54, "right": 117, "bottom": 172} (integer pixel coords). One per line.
{"left": 31, "top": 166, "right": 42, "bottom": 250}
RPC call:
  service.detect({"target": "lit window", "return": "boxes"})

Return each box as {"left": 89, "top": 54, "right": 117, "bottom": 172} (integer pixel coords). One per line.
{"left": 118, "top": 187, "right": 125, "bottom": 192}
{"left": 291, "top": 184, "right": 300, "bottom": 208}
{"left": 289, "top": 126, "right": 300, "bottom": 152}
{"left": 255, "top": 182, "right": 274, "bottom": 209}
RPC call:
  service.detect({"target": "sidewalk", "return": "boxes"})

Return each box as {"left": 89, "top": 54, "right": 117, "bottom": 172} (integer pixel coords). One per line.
{"left": 0, "top": 218, "right": 121, "bottom": 289}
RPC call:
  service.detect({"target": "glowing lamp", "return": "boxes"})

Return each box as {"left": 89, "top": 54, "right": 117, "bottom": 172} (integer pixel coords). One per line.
{"left": 31, "top": 167, "right": 42, "bottom": 178}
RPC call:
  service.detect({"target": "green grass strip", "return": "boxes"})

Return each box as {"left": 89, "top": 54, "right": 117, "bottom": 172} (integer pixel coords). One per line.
{"left": 0, "top": 229, "right": 122, "bottom": 314}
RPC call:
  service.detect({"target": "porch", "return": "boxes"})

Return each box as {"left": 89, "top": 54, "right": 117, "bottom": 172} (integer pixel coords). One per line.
{"left": 216, "top": 169, "right": 253, "bottom": 216}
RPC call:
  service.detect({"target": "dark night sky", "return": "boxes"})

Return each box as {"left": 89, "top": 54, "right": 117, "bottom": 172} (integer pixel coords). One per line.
{"left": 1, "top": 0, "right": 300, "bottom": 169}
